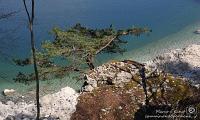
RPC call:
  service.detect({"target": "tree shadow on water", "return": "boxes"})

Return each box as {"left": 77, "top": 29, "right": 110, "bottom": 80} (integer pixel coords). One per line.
{"left": 159, "top": 61, "right": 200, "bottom": 82}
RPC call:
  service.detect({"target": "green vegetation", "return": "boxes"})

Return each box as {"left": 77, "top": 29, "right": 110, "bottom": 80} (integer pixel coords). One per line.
{"left": 14, "top": 23, "right": 151, "bottom": 83}
{"left": 71, "top": 71, "right": 198, "bottom": 120}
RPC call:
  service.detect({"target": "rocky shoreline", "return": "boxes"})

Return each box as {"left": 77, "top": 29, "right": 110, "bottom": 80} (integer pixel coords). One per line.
{"left": 82, "top": 44, "right": 200, "bottom": 92}
{"left": 0, "top": 87, "right": 79, "bottom": 120}
{"left": 0, "top": 44, "right": 200, "bottom": 120}
{"left": 146, "top": 44, "right": 200, "bottom": 85}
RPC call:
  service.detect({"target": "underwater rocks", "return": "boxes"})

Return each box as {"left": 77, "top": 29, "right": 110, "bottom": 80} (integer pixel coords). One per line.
{"left": 194, "top": 29, "right": 200, "bottom": 34}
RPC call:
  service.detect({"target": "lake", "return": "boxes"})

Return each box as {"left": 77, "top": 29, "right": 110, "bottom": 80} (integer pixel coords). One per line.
{"left": 1, "top": 0, "right": 200, "bottom": 94}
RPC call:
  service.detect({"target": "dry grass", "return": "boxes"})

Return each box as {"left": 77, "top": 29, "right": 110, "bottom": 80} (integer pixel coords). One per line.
{"left": 71, "top": 81, "right": 145, "bottom": 120}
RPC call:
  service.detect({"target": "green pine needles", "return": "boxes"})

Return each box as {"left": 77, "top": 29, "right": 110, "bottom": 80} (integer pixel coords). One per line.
{"left": 13, "top": 23, "right": 151, "bottom": 83}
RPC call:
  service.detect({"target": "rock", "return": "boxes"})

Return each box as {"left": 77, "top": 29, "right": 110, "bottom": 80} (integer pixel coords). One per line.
{"left": 194, "top": 29, "right": 200, "bottom": 34}
{"left": 101, "top": 109, "right": 107, "bottom": 112}
{"left": 113, "top": 71, "right": 132, "bottom": 85}
{"left": 86, "top": 75, "right": 97, "bottom": 88}
{"left": 39, "top": 87, "right": 79, "bottom": 120}
{"left": 6, "top": 101, "right": 15, "bottom": 106}
{"left": 118, "top": 106, "right": 123, "bottom": 110}
{"left": 5, "top": 115, "right": 15, "bottom": 120}
{"left": 194, "top": 84, "right": 200, "bottom": 89}
{"left": 0, "top": 86, "right": 79, "bottom": 120}
{"left": 3, "top": 89, "right": 16, "bottom": 96}
{"left": 147, "top": 44, "right": 200, "bottom": 84}
{"left": 82, "top": 85, "right": 94, "bottom": 92}
{"left": 82, "top": 61, "right": 139, "bottom": 92}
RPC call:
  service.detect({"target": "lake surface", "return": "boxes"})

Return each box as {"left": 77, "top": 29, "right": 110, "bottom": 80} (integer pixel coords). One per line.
{"left": 1, "top": 0, "right": 200, "bottom": 94}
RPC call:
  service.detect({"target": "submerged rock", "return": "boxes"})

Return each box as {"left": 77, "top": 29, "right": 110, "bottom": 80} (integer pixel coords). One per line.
{"left": 194, "top": 29, "right": 200, "bottom": 34}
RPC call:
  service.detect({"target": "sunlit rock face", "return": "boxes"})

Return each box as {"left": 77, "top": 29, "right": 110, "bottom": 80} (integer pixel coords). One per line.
{"left": 0, "top": 87, "right": 79, "bottom": 120}
{"left": 83, "top": 44, "right": 200, "bottom": 92}
{"left": 147, "top": 44, "right": 200, "bottom": 84}
{"left": 72, "top": 59, "right": 198, "bottom": 120}
{"left": 82, "top": 61, "right": 139, "bottom": 92}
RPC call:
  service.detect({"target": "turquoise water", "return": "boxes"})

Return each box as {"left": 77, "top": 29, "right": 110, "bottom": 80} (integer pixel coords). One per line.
{"left": 116, "top": 21, "right": 200, "bottom": 62}
{"left": 1, "top": 0, "right": 200, "bottom": 94}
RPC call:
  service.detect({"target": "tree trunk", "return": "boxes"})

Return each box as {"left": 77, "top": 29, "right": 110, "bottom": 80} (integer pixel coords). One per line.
{"left": 30, "top": 22, "right": 40, "bottom": 120}
{"left": 86, "top": 54, "right": 95, "bottom": 70}
{"left": 23, "top": 0, "right": 40, "bottom": 119}
{"left": 30, "top": 2, "right": 40, "bottom": 119}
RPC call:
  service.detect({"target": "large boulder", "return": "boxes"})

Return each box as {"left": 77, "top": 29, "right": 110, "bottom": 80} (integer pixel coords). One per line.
{"left": 72, "top": 71, "right": 198, "bottom": 120}
{"left": 40, "top": 87, "right": 79, "bottom": 120}
{"left": 82, "top": 61, "right": 140, "bottom": 92}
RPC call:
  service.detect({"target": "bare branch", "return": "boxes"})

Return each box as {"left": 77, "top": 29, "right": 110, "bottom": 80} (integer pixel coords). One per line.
{"left": 23, "top": 0, "right": 31, "bottom": 22}
{"left": 0, "top": 11, "right": 17, "bottom": 20}
{"left": 95, "top": 36, "right": 116, "bottom": 55}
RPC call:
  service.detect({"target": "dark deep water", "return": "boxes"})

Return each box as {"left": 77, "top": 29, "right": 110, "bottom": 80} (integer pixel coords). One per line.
{"left": 1, "top": 0, "right": 200, "bottom": 93}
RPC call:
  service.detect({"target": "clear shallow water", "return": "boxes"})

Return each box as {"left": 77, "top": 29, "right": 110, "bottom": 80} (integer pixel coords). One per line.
{"left": 115, "top": 21, "right": 200, "bottom": 62}
{"left": 1, "top": 0, "right": 200, "bottom": 95}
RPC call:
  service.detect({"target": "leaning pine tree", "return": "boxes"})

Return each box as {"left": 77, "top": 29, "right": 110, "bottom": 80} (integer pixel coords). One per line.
{"left": 14, "top": 23, "right": 151, "bottom": 82}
